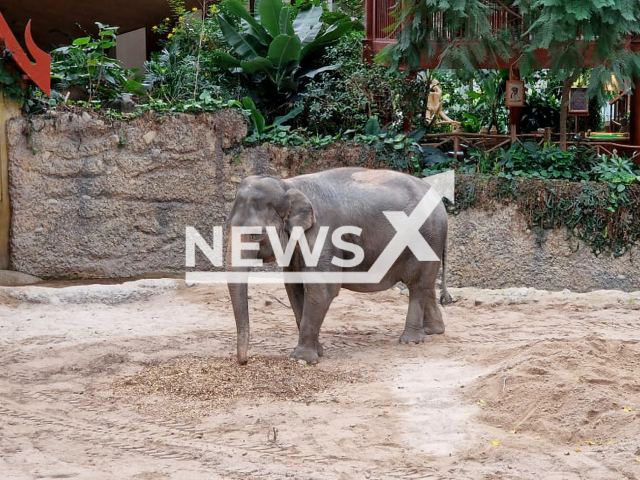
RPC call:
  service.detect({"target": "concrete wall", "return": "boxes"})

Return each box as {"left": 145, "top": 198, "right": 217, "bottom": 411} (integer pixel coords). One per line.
{"left": 6, "top": 110, "right": 640, "bottom": 291}
{"left": 447, "top": 205, "right": 640, "bottom": 292}
{"left": 8, "top": 110, "right": 247, "bottom": 278}
{"left": 6, "top": 110, "right": 377, "bottom": 279}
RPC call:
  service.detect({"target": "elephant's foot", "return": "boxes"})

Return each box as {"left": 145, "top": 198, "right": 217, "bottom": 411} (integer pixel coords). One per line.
{"left": 424, "top": 324, "right": 445, "bottom": 335}
{"left": 399, "top": 328, "right": 426, "bottom": 344}
{"left": 424, "top": 307, "right": 445, "bottom": 335}
{"left": 290, "top": 345, "right": 320, "bottom": 365}
{"left": 317, "top": 342, "right": 324, "bottom": 357}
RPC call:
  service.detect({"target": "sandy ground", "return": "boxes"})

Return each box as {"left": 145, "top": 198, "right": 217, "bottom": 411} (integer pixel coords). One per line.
{"left": 0, "top": 279, "right": 639, "bottom": 479}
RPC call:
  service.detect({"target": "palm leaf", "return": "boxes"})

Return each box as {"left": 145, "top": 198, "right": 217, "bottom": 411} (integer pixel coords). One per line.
{"left": 224, "top": 0, "right": 272, "bottom": 45}
{"left": 257, "top": 0, "right": 284, "bottom": 38}
{"left": 240, "top": 57, "right": 275, "bottom": 75}
{"left": 210, "top": 51, "right": 242, "bottom": 68}
{"left": 217, "top": 15, "right": 262, "bottom": 59}
{"left": 292, "top": 5, "right": 323, "bottom": 46}
{"left": 268, "top": 34, "right": 302, "bottom": 70}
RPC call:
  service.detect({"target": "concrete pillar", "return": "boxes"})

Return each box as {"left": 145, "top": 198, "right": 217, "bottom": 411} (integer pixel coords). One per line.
{"left": 0, "top": 91, "right": 21, "bottom": 269}
{"left": 116, "top": 27, "right": 147, "bottom": 73}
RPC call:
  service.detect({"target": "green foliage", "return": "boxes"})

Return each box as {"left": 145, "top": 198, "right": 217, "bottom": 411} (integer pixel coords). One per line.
{"left": 591, "top": 153, "right": 640, "bottom": 185}
{"left": 353, "top": 129, "right": 424, "bottom": 174}
{"left": 519, "top": 70, "right": 562, "bottom": 132}
{"left": 0, "top": 58, "right": 27, "bottom": 106}
{"left": 145, "top": 5, "right": 246, "bottom": 105}
{"left": 138, "top": 93, "right": 242, "bottom": 115}
{"left": 459, "top": 70, "right": 508, "bottom": 133}
{"left": 298, "top": 31, "right": 430, "bottom": 134}
{"left": 385, "top": 0, "right": 640, "bottom": 94}
{"left": 381, "top": 0, "right": 513, "bottom": 72}
{"left": 243, "top": 96, "right": 303, "bottom": 137}
{"left": 590, "top": 153, "right": 640, "bottom": 210}
{"left": 50, "top": 23, "right": 143, "bottom": 102}
{"left": 495, "top": 142, "right": 586, "bottom": 180}
{"left": 423, "top": 139, "right": 640, "bottom": 217}
{"left": 384, "top": 0, "right": 640, "bottom": 147}
{"left": 423, "top": 141, "right": 640, "bottom": 185}
{"left": 330, "top": 0, "right": 363, "bottom": 20}
{"left": 519, "top": 0, "right": 640, "bottom": 104}
{"left": 210, "top": 0, "right": 362, "bottom": 96}
{"left": 453, "top": 174, "right": 640, "bottom": 256}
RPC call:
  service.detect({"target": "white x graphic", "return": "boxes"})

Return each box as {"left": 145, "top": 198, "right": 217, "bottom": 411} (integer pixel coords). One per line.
{"left": 365, "top": 187, "right": 442, "bottom": 283}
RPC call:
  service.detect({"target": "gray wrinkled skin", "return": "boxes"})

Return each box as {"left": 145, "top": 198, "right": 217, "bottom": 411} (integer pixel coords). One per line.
{"left": 227, "top": 167, "right": 452, "bottom": 365}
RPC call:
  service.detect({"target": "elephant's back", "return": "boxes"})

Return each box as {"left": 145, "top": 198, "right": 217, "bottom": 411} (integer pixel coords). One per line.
{"left": 286, "top": 167, "right": 432, "bottom": 216}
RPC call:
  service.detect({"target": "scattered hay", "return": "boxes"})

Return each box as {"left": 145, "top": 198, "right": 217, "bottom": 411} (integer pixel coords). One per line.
{"left": 113, "top": 355, "right": 362, "bottom": 417}
{"left": 467, "top": 336, "right": 640, "bottom": 445}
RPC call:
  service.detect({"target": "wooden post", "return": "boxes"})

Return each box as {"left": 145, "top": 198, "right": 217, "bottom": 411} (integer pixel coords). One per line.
{"left": 0, "top": 91, "right": 21, "bottom": 269}
{"left": 453, "top": 127, "right": 461, "bottom": 160}
{"left": 630, "top": 76, "right": 640, "bottom": 148}
{"left": 509, "top": 124, "right": 517, "bottom": 145}
{"left": 544, "top": 127, "right": 552, "bottom": 144}
{"left": 362, "top": 0, "right": 375, "bottom": 64}
{"left": 507, "top": 68, "right": 522, "bottom": 141}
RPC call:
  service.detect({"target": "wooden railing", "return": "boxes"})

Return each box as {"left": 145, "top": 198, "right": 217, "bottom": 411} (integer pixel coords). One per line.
{"left": 420, "top": 130, "right": 640, "bottom": 162}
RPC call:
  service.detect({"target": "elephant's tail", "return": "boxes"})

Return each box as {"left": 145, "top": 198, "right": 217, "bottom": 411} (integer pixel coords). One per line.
{"left": 439, "top": 234, "right": 454, "bottom": 306}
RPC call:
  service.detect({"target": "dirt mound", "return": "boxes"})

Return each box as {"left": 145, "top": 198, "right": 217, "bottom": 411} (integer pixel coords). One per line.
{"left": 113, "top": 356, "right": 363, "bottom": 417}
{"left": 467, "top": 335, "right": 640, "bottom": 446}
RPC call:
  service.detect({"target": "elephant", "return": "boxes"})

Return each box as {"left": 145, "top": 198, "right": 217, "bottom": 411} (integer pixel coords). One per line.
{"left": 226, "top": 167, "right": 452, "bottom": 365}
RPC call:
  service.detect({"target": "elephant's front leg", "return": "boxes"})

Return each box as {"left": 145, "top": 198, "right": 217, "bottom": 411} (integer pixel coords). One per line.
{"left": 285, "top": 283, "right": 323, "bottom": 357}
{"left": 290, "top": 283, "right": 339, "bottom": 364}
{"left": 284, "top": 282, "right": 304, "bottom": 329}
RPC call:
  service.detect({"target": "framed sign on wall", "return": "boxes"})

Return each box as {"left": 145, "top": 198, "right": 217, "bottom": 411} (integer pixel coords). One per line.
{"left": 569, "top": 87, "right": 589, "bottom": 115}
{"left": 505, "top": 80, "right": 525, "bottom": 107}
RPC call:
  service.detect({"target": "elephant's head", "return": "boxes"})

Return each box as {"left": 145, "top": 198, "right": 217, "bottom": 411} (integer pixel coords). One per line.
{"left": 226, "top": 176, "right": 315, "bottom": 364}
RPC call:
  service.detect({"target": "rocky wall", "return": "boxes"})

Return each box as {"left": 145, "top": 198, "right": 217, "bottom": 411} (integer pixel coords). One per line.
{"left": 447, "top": 205, "right": 639, "bottom": 292}
{"left": 8, "top": 110, "right": 248, "bottom": 278}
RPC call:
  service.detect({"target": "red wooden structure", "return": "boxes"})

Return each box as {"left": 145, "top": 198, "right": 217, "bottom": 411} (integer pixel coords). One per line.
{"left": 364, "top": 0, "right": 526, "bottom": 68}
{"left": 363, "top": 0, "right": 640, "bottom": 146}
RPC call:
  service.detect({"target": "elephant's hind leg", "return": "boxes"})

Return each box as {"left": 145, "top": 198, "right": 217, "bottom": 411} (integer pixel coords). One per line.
{"left": 423, "top": 289, "right": 445, "bottom": 335}
{"left": 399, "top": 288, "right": 429, "bottom": 344}
{"left": 284, "top": 282, "right": 304, "bottom": 329}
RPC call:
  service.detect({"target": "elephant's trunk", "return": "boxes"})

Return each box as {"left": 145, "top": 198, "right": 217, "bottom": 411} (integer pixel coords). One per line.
{"left": 226, "top": 236, "right": 256, "bottom": 365}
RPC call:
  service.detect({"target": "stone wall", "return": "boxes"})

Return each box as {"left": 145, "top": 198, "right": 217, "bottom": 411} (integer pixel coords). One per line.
{"left": 8, "top": 110, "right": 248, "bottom": 278}
{"left": 7, "top": 110, "right": 640, "bottom": 291}
{"left": 447, "top": 205, "right": 640, "bottom": 292}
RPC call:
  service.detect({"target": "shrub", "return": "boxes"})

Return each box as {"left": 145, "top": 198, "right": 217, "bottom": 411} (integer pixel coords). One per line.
{"left": 144, "top": 5, "right": 247, "bottom": 106}
{"left": 297, "top": 31, "right": 429, "bottom": 134}
{"left": 50, "top": 23, "right": 143, "bottom": 103}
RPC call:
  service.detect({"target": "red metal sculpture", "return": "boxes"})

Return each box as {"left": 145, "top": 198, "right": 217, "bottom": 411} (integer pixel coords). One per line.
{"left": 0, "top": 11, "right": 51, "bottom": 96}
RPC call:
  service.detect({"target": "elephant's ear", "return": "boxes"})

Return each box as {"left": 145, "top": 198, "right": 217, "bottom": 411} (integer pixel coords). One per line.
{"left": 283, "top": 189, "right": 315, "bottom": 233}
